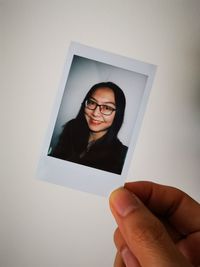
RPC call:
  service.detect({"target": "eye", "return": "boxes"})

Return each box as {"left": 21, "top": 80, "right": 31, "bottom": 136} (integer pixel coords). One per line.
{"left": 87, "top": 99, "right": 96, "bottom": 107}
{"left": 101, "top": 105, "right": 114, "bottom": 112}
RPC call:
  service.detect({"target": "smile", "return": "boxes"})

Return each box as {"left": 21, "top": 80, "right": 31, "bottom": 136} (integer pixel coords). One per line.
{"left": 89, "top": 118, "right": 103, "bottom": 125}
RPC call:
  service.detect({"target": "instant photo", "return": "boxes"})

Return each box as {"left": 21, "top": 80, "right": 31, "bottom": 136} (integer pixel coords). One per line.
{"left": 37, "top": 42, "right": 156, "bottom": 196}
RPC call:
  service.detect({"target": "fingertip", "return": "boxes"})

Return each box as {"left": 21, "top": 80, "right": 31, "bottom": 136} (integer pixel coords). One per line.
{"left": 110, "top": 187, "right": 140, "bottom": 217}
{"left": 109, "top": 187, "right": 124, "bottom": 199}
{"left": 121, "top": 247, "right": 141, "bottom": 267}
{"left": 109, "top": 187, "right": 124, "bottom": 209}
{"left": 114, "top": 251, "right": 126, "bottom": 267}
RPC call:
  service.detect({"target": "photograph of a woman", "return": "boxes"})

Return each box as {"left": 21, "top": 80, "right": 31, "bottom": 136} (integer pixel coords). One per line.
{"left": 37, "top": 43, "right": 156, "bottom": 195}
{"left": 49, "top": 82, "right": 127, "bottom": 174}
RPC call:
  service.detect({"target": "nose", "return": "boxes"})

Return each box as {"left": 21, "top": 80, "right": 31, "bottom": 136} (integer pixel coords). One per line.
{"left": 92, "top": 106, "right": 101, "bottom": 116}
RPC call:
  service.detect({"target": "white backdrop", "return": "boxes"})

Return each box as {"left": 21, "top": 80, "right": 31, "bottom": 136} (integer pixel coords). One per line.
{"left": 1, "top": 1, "right": 200, "bottom": 267}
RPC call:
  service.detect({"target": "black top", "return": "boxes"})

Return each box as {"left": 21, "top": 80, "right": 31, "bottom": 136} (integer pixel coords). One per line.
{"left": 49, "top": 120, "right": 128, "bottom": 174}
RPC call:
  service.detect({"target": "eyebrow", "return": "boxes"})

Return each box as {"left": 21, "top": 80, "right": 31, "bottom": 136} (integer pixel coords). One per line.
{"left": 90, "top": 97, "right": 116, "bottom": 106}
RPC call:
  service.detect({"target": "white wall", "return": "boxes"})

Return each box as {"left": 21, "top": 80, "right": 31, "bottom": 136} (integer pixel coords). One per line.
{"left": 0, "top": 1, "right": 200, "bottom": 267}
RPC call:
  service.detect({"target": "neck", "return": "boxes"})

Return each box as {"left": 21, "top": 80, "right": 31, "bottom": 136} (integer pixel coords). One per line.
{"left": 89, "top": 131, "right": 106, "bottom": 142}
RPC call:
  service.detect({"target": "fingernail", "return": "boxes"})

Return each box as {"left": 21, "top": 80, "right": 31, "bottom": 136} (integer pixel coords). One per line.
{"left": 110, "top": 188, "right": 139, "bottom": 217}
{"left": 121, "top": 247, "right": 140, "bottom": 267}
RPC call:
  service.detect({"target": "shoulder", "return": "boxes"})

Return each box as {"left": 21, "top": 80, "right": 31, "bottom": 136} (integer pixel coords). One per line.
{"left": 63, "top": 119, "right": 76, "bottom": 129}
{"left": 113, "top": 138, "right": 128, "bottom": 154}
{"left": 61, "top": 119, "right": 76, "bottom": 133}
{"left": 108, "top": 139, "right": 128, "bottom": 174}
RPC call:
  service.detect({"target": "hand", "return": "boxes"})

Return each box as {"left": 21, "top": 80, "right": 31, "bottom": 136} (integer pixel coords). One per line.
{"left": 109, "top": 181, "right": 200, "bottom": 267}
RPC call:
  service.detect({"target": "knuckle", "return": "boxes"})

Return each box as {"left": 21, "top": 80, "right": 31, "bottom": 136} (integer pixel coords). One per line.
{"left": 129, "top": 218, "right": 166, "bottom": 246}
{"left": 114, "top": 228, "right": 126, "bottom": 251}
{"left": 114, "top": 228, "right": 120, "bottom": 245}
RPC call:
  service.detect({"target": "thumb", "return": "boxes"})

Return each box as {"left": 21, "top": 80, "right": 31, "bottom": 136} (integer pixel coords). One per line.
{"left": 109, "top": 188, "right": 192, "bottom": 267}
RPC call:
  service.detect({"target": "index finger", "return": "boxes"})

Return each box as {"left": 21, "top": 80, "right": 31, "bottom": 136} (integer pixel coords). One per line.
{"left": 124, "top": 181, "right": 200, "bottom": 235}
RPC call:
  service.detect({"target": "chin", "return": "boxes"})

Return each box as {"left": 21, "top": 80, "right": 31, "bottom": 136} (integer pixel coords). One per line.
{"left": 89, "top": 126, "right": 104, "bottom": 132}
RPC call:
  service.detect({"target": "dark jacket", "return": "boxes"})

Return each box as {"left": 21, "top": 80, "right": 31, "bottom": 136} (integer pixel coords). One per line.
{"left": 49, "top": 120, "right": 128, "bottom": 174}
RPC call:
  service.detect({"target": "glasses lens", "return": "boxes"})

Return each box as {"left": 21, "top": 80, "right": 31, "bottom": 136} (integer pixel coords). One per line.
{"left": 100, "top": 105, "right": 114, "bottom": 115}
{"left": 86, "top": 99, "right": 97, "bottom": 110}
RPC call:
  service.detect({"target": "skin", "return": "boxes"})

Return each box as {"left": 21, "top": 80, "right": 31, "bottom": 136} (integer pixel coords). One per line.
{"left": 109, "top": 181, "right": 200, "bottom": 267}
{"left": 84, "top": 87, "right": 116, "bottom": 142}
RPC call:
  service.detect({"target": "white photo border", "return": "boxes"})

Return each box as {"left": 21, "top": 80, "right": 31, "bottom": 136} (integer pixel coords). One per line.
{"left": 36, "top": 42, "right": 157, "bottom": 196}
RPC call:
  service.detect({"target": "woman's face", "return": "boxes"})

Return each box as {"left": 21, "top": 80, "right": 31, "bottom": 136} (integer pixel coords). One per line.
{"left": 84, "top": 87, "right": 116, "bottom": 137}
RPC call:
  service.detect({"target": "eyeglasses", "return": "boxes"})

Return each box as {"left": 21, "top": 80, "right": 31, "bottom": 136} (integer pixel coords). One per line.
{"left": 85, "top": 99, "right": 116, "bottom": 115}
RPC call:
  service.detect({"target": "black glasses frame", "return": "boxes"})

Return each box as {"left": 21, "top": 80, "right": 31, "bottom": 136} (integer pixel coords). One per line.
{"left": 85, "top": 99, "right": 116, "bottom": 116}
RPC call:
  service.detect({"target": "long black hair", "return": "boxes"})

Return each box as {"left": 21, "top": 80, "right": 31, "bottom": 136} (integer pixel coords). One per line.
{"left": 75, "top": 82, "right": 126, "bottom": 144}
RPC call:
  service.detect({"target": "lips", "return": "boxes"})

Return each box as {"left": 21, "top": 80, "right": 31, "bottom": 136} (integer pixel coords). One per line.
{"left": 89, "top": 118, "right": 103, "bottom": 125}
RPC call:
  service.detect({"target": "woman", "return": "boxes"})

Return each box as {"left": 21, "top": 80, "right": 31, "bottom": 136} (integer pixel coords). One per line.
{"left": 49, "top": 82, "right": 127, "bottom": 174}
